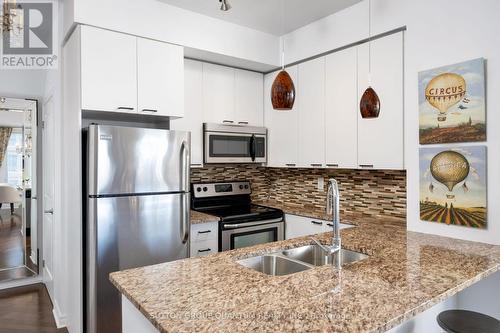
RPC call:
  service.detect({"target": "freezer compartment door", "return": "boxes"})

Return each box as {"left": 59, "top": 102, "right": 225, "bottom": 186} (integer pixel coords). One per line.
{"left": 88, "top": 125, "right": 190, "bottom": 195}
{"left": 87, "top": 193, "right": 189, "bottom": 333}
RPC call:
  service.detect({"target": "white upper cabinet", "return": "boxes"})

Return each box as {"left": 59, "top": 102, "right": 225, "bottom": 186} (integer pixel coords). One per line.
{"left": 202, "top": 63, "right": 235, "bottom": 124}
{"left": 325, "top": 47, "right": 358, "bottom": 169}
{"left": 137, "top": 38, "right": 184, "bottom": 118}
{"left": 235, "top": 69, "right": 264, "bottom": 126}
{"left": 298, "top": 57, "right": 326, "bottom": 168}
{"left": 80, "top": 26, "right": 184, "bottom": 117}
{"left": 81, "top": 26, "right": 137, "bottom": 113}
{"left": 264, "top": 66, "right": 299, "bottom": 167}
{"left": 170, "top": 60, "right": 204, "bottom": 166}
{"left": 172, "top": 60, "right": 264, "bottom": 166}
{"left": 203, "top": 63, "right": 264, "bottom": 125}
{"left": 357, "top": 32, "right": 404, "bottom": 169}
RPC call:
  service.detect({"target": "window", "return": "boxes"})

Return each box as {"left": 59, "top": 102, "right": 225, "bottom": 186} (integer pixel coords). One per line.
{"left": 6, "top": 130, "right": 23, "bottom": 187}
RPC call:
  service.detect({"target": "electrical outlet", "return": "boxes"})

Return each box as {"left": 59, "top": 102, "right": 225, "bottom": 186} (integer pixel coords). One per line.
{"left": 317, "top": 177, "right": 324, "bottom": 192}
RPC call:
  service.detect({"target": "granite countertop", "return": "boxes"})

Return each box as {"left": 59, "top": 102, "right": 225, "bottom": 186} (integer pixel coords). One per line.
{"left": 190, "top": 210, "right": 219, "bottom": 225}
{"left": 110, "top": 217, "right": 500, "bottom": 333}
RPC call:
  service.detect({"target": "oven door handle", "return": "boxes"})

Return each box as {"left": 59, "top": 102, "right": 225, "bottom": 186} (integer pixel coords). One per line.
{"left": 223, "top": 218, "right": 283, "bottom": 229}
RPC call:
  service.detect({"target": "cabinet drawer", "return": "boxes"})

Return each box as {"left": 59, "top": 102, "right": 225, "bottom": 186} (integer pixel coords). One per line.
{"left": 285, "top": 214, "right": 326, "bottom": 239}
{"left": 190, "top": 239, "right": 218, "bottom": 257}
{"left": 191, "top": 222, "right": 218, "bottom": 242}
{"left": 285, "top": 214, "right": 354, "bottom": 240}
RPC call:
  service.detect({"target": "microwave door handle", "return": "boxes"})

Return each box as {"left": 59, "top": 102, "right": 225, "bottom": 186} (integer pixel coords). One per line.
{"left": 250, "top": 134, "right": 256, "bottom": 162}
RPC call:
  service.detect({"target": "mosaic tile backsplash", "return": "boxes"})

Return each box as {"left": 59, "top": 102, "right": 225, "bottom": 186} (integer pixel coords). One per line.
{"left": 191, "top": 166, "right": 407, "bottom": 223}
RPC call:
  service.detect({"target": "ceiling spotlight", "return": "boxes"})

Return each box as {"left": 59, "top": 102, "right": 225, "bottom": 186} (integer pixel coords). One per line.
{"left": 219, "top": 0, "right": 231, "bottom": 11}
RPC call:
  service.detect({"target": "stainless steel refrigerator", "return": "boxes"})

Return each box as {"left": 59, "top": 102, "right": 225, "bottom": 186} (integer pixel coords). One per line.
{"left": 85, "top": 125, "right": 190, "bottom": 333}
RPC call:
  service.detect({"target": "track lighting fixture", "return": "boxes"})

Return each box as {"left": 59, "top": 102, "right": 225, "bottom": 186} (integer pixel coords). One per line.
{"left": 219, "top": 0, "right": 231, "bottom": 11}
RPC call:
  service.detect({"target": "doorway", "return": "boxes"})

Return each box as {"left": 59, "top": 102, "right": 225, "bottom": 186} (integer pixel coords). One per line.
{"left": 0, "top": 97, "right": 40, "bottom": 283}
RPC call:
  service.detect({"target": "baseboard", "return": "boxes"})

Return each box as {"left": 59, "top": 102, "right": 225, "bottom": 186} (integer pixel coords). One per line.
{"left": 53, "top": 300, "right": 68, "bottom": 329}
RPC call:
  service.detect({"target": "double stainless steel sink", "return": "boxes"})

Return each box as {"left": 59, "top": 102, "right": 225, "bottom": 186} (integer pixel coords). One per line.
{"left": 236, "top": 244, "right": 369, "bottom": 276}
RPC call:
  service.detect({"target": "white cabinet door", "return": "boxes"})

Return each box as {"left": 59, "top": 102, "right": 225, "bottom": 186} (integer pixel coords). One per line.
{"left": 357, "top": 32, "right": 404, "bottom": 169}
{"left": 80, "top": 26, "right": 137, "bottom": 112}
{"left": 325, "top": 47, "right": 358, "bottom": 169}
{"left": 234, "top": 69, "right": 264, "bottom": 126}
{"left": 170, "top": 60, "right": 204, "bottom": 166}
{"left": 264, "top": 67, "right": 299, "bottom": 167}
{"left": 137, "top": 38, "right": 184, "bottom": 117}
{"left": 298, "top": 57, "right": 326, "bottom": 168}
{"left": 203, "top": 63, "right": 235, "bottom": 124}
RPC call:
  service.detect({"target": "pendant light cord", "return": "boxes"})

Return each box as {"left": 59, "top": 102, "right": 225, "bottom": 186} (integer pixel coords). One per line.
{"left": 368, "top": 0, "right": 372, "bottom": 84}
{"left": 281, "top": 0, "right": 285, "bottom": 71}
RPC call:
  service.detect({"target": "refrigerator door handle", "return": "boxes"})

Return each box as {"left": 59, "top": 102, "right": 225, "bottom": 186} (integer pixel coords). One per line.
{"left": 180, "top": 140, "right": 190, "bottom": 192}
{"left": 181, "top": 194, "right": 190, "bottom": 244}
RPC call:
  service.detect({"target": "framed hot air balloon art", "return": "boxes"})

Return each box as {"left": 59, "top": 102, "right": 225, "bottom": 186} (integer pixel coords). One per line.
{"left": 419, "top": 58, "right": 486, "bottom": 144}
{"left": 419, "top": 146, "right": 487, "bottom": 229}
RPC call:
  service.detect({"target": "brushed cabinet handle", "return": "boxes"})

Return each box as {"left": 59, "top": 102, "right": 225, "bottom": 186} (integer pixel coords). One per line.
{"left": 359, "top": 164, "right": 374, "bottom": 168}
{"left": 285, "top": 164, "right": 296, "bottom": 167}
{"left": 141, "top": 109, "right": 158, "bottom": 113}
{"left": 117, "top": 106, "right": 134, "bottom": 111}
{"left": 222, "top": 120, "right": 234, "bottom": 124}
{"left": 198, "top": 230, "right": 211, "bottom": 234}
{"left": 198, "top": 248, "right": 211, "bottom": 253}
{"left": 44, "top": 208, "right": 54, "bottom": 214}
{"left": 311, "top": 221, "right": 323, "bottom": 225}
{"left": 238, "top": 121, "right": 249, "bottom": 125}
{"left": 310, "top": 164, "right": 322, "bottom": 167}
{"left": 326, "top": 164, "right": 339, "bottom": 168}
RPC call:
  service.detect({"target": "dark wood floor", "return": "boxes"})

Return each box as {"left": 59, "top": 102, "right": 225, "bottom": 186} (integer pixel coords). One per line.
{"left": 0, "top": 210, "right": 25, "bottom": 268}
{"left": 0, "top": 283, "right": 68, "bottom": 333}
{"left": 0, "top": 209, "right": 37, "bottom": 282}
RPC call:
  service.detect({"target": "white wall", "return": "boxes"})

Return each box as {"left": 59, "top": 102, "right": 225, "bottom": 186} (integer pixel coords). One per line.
{"left": 0, "top": 70, "right": 47, "bottom": 99}
{"left": 64, "top": 0, "right": 280, "bottom": 70}
{"left": 283, "top": 0, "right": 500, "bottom": 245}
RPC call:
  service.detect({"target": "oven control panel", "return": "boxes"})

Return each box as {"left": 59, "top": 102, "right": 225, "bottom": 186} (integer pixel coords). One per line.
{"left": 192, "top": 181, "right": 251, "bottom": 198}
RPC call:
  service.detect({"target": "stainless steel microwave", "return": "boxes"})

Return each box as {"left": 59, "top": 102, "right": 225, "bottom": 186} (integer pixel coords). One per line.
{"left": 204, "top": 123, "right": 267, "bottom": 164}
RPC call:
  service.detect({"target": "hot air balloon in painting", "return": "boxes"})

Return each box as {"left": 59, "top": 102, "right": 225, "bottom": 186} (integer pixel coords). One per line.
{"left": 418, "top": 58, "right": 486, "bottom": 145}
{"left": 425, "top": 73, "right": 466, "bottom": 122}
{"left": 430, "top": 150, "right": 470, "bottom": 196}
{"left": 419, "top": 146, "right": 487, "bottom": 229}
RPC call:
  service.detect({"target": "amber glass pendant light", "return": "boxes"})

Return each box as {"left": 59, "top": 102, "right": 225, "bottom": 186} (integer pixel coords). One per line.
{"left": 271, "top": 0, "right": 295, "bottom": 110}
{"left": 360, "top": 0, "right": 380, "bottom": 118}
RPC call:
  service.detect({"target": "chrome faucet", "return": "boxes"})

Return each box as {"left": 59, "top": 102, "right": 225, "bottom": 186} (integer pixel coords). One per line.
{"left": 311, "top": 178, "right": 342, "bottom": 269}
{"left": 326, "top": 178, "right": 341, "bottom": 256}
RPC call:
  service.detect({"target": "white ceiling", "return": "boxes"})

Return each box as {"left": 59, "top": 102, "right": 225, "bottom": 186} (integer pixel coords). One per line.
{"left": 158, "top": 0, "right": 363, "bottom": 36}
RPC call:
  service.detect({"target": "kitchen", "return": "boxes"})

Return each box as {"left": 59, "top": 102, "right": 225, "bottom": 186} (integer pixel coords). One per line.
{"left": 0, "top": 0, "right": 499, "bottom": 333}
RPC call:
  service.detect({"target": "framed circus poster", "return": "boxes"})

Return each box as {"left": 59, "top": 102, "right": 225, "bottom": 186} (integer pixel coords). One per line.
{"left": 419, "top": 58, "right": 486, "bottom": 144}
{"left": 419, "top": 146, "right": 487, "bottom": 229}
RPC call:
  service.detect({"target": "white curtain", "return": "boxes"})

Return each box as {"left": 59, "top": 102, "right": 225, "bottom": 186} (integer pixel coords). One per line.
{"left": 0, "top": 127, "right": 13, "bottom": 168}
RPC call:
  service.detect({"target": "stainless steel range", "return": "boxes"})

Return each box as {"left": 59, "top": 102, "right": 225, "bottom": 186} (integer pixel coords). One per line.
{"left": 191, "top": 181, "right": 284, "bottom": 251}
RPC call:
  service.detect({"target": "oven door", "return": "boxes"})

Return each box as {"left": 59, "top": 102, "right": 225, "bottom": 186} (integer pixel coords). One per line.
{"left": 221, "top": 219, "right": 284, "bottom": 251}
{"left": 204, "top": 131, "right": 266, "bottom": 164}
